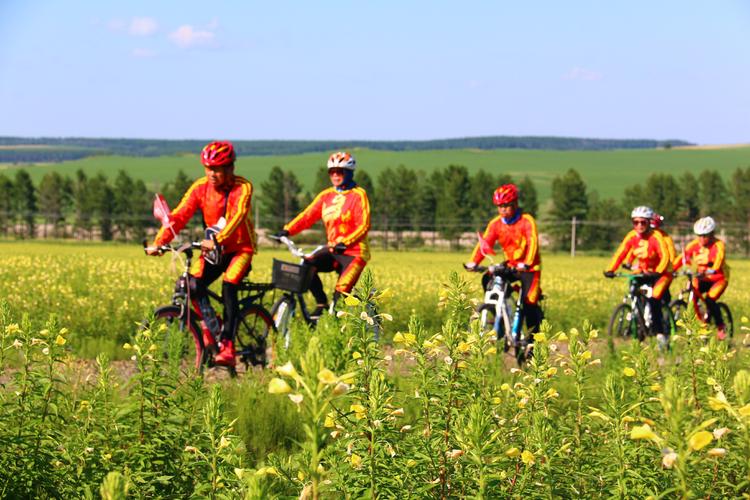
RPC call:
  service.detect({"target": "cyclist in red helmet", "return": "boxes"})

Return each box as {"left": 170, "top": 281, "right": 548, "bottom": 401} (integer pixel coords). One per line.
{"left": 147, "top": 141, "right": 256, "bottom": 367}
{"left": 465, "top": 183, "right": 543, "bottom": 335}
{"left": 275, "top": 151, "right": 371, "bottom": 316}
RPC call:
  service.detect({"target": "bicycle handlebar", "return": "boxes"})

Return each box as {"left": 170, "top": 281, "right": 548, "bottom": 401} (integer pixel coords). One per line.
{"left": 142, "top": 238, "right": 201, "bottom": 256}
{"left": 269, "top": 234, "right": 325, "bottom": 259}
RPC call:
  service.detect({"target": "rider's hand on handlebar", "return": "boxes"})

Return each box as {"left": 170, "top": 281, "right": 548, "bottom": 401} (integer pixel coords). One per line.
{"left": 515, "top": 263, "right": 527, "bottom": 271}
{"left": 463, "top": 262, "right": 477, "bottom": 271}
{"left": 273, "top": 229, "right": 290, "bottom": 240}
{"left": 603, "top": 270, "right": 616, "bottom": 278}
{"left": 200, "top": 238, "right": 215, "bottom": 252}
{"left": 332, "top": 242, "right": 347, "bottom": 254}
{"left": 145, "top": 246, "right": 162, "bottom": 256}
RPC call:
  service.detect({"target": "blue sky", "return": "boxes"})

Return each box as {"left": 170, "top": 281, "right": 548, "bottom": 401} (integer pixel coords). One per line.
{"left": 1, "top": 1, "right": 748, "bottom": 144}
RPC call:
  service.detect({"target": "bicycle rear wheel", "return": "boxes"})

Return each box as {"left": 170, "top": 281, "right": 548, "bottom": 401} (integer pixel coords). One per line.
{"left": 235, "top": 305, "right": 276, "bottom": 369}
{"left": 271, "top": 296, "right": 295, "bottom": 349}
{"left": 608, "top": 303, "right": 635, "bottom": 340}
{"left": 146, "top": 305, "right": 205, "bottom": 371}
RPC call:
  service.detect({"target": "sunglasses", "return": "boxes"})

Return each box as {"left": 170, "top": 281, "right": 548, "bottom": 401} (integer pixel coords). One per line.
{"left": 328, "top": 168, "right": 346, "bottom": 176}
{"left": 632, "top": 219, "right": 649, "bottom": 226}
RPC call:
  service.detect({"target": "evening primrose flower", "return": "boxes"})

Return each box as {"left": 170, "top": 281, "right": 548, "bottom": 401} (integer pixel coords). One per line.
{"left": 350, "top": 454, "right": 362, "bottom": 468}
{"left": 630, "top": 424, "right": 661, "bottom": 443}
{"left": 317, "top": 368, "right": 337, "bottom": 385}
{"left": 623, "top": 367, "right": 636, "bottom": 377}
{"left": 708, "top": 392, "right": 731, "bottom": 411}
{"left": 534, "top": 332, "right": 547, "bottom": 343}
{"left": 55, "top": 335, "right": 66, "bottom": 346}
{"left": 739, "top": 404, "right": 750, "bottom": 417}
{"left": 344, "top": 295, "right": 360, "bottom": 307}
{"left": 505, "top": 447, "right": 521, "bottom": 457}
{"left": 688, "top": 431, "right": 713, "bottom": 451}
{"left": 268, "top": 378, "right": 292, "bottom": 394}
{"left": 276, "top": 361, "right": 299, "bottom": 380}
{"left": 521, "top": 450, "right": 535, "bottom": 465}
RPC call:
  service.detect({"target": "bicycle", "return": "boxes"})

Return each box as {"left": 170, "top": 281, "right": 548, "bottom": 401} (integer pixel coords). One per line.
{"left": 268, "top": 235, "right": 382, "bottom": 346}
{"left": 142, "top": 240, "right": 276, "bottom": 376}
{"left": 606, "top": 272, "right": 674, "bottom": 345}
{"left": 669, "top": 269, "right": 733, "bottom": 339}
{"left": 467, "top": 263, "right": 534, "bottom": 366}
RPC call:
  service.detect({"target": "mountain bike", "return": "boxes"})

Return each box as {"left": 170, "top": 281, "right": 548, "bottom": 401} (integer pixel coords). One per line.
{"left": 142, "top": 241, "right": 276, "bottom": 376}
{"left": 268, "top": 235, "right": 381, "bottom": 347}
{"left": 467, "top": 263, "right": 534, "bottom": 366}
{"left": 606, "top": 273, "right": 674, "bottom": 345}
{"left": 669, "top": 269, "right": 733, "bottom": 339}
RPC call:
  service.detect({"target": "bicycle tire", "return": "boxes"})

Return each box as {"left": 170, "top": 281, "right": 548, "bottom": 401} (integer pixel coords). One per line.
{"left": 669, "top": 299, "right": 688, "bottom": 325}
{"left": 235, "top": 305, "right": 276, "bottom": 369}
{"left": 719, "top": 303, "right": 734, "bottom": 339}
{"left": 634, "top": 297, "right": 649, "bottom": 341}
{"left": 146, "top": 305, "right": 205, "bottom": 371}
{"left": 607, "top": 303, "right": 634, "bottom": 340}
{"left": 477, "top": 303, "right": 510, "bottom": 353}
{"left": 271, "top": 296, "right": 295, "bottom": 350}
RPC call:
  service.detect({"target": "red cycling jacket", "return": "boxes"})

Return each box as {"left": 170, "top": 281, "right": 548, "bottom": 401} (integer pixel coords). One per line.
{"left": 607, "top": 230, "right": 671, "bottom": 274}
{"left": 284, "top": 185, "right": 371, "bottom": 260}
{"left": 673, "top": 237, "right": 729, "bottom": 280}
{"left": 154, "top": 176, "right": 256, "bottom": 254}
{"left": 470, "top": 213, "right": 541, "bottom": 271}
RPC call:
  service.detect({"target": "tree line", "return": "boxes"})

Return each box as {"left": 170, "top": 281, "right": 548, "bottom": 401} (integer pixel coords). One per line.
{"left": 2, "top": 164, "right": 749, "bottom": 253}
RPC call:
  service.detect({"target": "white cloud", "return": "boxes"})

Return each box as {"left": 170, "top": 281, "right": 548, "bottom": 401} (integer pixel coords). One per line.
{"left": 169, "top": 25, "right": 215, "bottom": 48}
{"left": 130, "top": 17, "right": 158, "bottom": 37}
{"left": 562, "top": 67, "right": 603, "bottom": 81}
{"left": 132, "top": 48, "right": 157, "bottom": 58}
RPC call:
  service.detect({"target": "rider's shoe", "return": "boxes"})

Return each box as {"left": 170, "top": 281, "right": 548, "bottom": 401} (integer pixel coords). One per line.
{"left": 214, "top": 340, "right": 236, "bottom": 367}
{"left": 717, "top": 325, "right": 727, "bottom": 341}
{"left": 656, "top": 333, "right": 669, "bottom": 350}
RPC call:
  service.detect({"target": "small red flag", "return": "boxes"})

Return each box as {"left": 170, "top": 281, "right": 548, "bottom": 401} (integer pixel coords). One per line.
{"left": 153, "top": 194, "right": 172, "bottom": 228}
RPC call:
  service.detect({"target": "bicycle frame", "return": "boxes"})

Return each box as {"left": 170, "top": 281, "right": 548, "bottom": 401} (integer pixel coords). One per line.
{"left": 475, "top": 264, "right": 525, "bottom": 348}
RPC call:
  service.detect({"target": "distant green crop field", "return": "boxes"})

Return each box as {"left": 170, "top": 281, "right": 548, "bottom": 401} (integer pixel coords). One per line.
{"left": 2, "top": 147, "right": 749, "bottom": 204}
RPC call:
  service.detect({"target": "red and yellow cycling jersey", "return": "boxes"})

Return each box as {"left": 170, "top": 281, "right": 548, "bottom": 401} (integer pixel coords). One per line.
{"left": 470, "top": 213, "right": 541, "bottom": 270}
{"left": 607, "top": 230, "right": 671, "bottom": 274}
{"left": 154, "top": 176, "right": 256, "bottom": 254}
{"left": 285, "top": 186, "right": 371, "bottom": 260}
{"left": 625, "top": 228, "right": 676, "bottom": 268}
{"left": 673, "top": 237, "right": 729, "bottom": 278}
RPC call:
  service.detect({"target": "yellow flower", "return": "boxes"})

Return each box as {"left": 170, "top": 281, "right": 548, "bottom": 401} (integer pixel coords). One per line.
{"left": 491, "top": 397, "right": 502, "bottom": 404}
{"left": 344, "top": 295, "right": 361, "bottom": 307}
{"left": 688, "top": 431, "right": 713, "bottom": 451}
{"left": 505, "top": 447, "right": 521, "bottom": 457}
{"left": 534, "top": 332, "right": 547, "bottom": 343}
{"left": 556, "top": 332, "right": 568, "bottom": 342}
{"left": 352, "top": 351, "right": 362, "bottom": 359}
{"left": 268, "top": 378, "right": 292, "bottom": 394}
{"left": 54, "top": 335, "right": 66, "bottom": 346}
{"left": 324, "top": 415, "right": 335, "bottom": 428}
{"left": 706, "top": 377, "right": 717, "bottom": 386}
{"left": 255, "top": 466, "right": 278, "bottom": 476}
{"left": 317, "top": 368, "right": 338, "bottom": 385}
{"left": 485, "top": 347, "right": 497, "bottom": 355}
{"left": 630, "top": 424, "right": 660, "bottom": 442}
{"left": 457, "top": 341, "right": 471, "bottom": 353}
{"left": 521, "top": 450, "right": 535, "bottom": 465}
{"left": 623, "top": 367, "right": 636, "bottom": 377}
{"left": 708, "top": 392, "right": 731, "bottom": 411}
{"left": 546, "top": 367, "right": 558, "bottom": 377}
{"left": 122, "top": 343, "right": 132, "bottom": 351}
{"left": 545, "top": 388, "right": 559, "bottom": 399}
{"left": 739, "top": 404, "right": 750, "bottom": 417}
{"left": 501, "top": 383, "right": 511, "bottom": 391}
{"left": 581, "top": 350, "right": 592, "bottom": 360}
{"left": 650, "top": 383, "right": 662, "bottom": 392}
{"left": 276, "top": 361, "right": 299, "bottom": 379}
{"left": 588, "top": 329, "right": 599, "bottom": 339}
{"left": 350, "top": 453, "right": 362, "bottom": 468}
{"left": 588, "top": 410, "right": 610, "bottom": 421}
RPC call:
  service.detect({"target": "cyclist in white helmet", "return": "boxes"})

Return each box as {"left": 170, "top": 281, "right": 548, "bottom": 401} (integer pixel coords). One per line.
{"left": 274, "top": 152, "right": 371, "bottom": 316}
{"left": 673, "top": 216, "right": 730, "bottom": 339}
{"left": 604, "top": 206, "right": 673, "bottom": 335}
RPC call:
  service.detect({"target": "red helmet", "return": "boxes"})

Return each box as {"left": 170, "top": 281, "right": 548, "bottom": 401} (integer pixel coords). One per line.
{"left": 201, "top": 141, "right": 236, "bottom": 168}
{"left": 493, "top": 184, "right": 519, "bottom": 206}
{"left": 650, "top": 213, "right": 664, "bottom": 229}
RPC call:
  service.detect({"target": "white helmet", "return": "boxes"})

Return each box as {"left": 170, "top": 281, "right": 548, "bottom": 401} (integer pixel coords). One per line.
{"left": 693, "top": 216, "right": 716, "bottom": 236}
{"left": 631, "top": 206, "right": 654, "bottom": 219}
{"left": 327, "top": 151, "right": 356, "bottom": 170}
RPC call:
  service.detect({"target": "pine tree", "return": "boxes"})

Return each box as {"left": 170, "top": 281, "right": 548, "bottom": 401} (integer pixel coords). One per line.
{"left": 260, "top": 166, "right": 303, "bottom": 229}
{"left": 37, "top": 172, "right": 68, "bottom": 238}
{"left": 549, "top": 169, "right": 589, "bottom": 249}
{"left": 13, "top": 170, "right": 36, "bottom": 239}
{"left": 518, "top": 176, "right": 538, "bottom": 218}
{"left": 0, "top": 174, "right": 13, "bottom": 236}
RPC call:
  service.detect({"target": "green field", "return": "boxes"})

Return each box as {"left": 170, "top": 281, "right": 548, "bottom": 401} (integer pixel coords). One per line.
{"left": 2, "top": 240, "right": 750, "bottom": 497}
{"left": 2, "top": 146, "right": 750, "bottom": 204}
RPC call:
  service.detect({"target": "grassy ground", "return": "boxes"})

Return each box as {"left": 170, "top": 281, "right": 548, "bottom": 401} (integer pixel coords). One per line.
{"left": 2, "top": 146, "right": 750, "bottom": 203}
{"left": 2, "top": 240, "right": 747, "bottom": 359}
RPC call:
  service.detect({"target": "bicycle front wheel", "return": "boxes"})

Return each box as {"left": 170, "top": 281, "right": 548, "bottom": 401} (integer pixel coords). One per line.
{"left": 271, "top": 296, "right": 295, "bottom": 349}
{"left": 477, "top": 303, "right": 510, "bottom": 353}
{"left": 608, "top": 303, "right": 635, "bottom": 340}
{"left": 719, "top": 303, "right": 734, "bottom": 339}
{"left": 145, "top": 305, "right": 205, "bottom": 372}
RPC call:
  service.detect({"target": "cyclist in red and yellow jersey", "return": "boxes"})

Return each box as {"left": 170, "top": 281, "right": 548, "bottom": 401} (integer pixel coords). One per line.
{"left": 673, "top": 216, "right": 730, "bottom": 338}
{"left": 147, "top": 141, "right": 256, "bottom": 366}
{"left": 623, "top": 212, "right": 677, "bottom": 303}
{"left": 464, "top": 183, "right": 543, "bottom": 335}
{"left": 604, "top": 206, "right": 672, "bottom": 334}
{"left": 275, "top": 152, "right": 371, "bottom": 316}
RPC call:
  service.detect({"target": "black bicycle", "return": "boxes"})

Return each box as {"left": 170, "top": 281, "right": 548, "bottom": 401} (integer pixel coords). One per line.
{"left": 606, "top": 273, "right": 674, "bottom": 346}
{"left": 142, "top": 241, "right": 276, "bottom": 376}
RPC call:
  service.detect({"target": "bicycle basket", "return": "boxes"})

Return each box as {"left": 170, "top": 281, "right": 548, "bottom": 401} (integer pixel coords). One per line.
{"left": 272, "top": 259, "right": 314, "bottom": 293}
